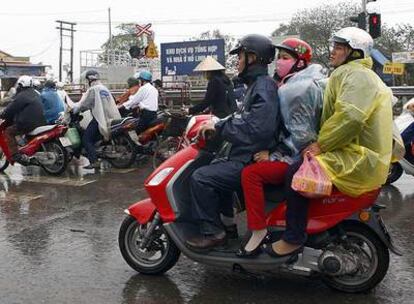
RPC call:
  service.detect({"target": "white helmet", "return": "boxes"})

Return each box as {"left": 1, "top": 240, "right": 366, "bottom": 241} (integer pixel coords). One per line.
{"left": 17, "top": 75, "right": 33, "bottom": 88}
{"left": 56, "top": 81, "right": 65, "bottom": 89}
{"left": 32, "top": 79, "right": 41, "bottom": 87}
{"left": 330, "top": 27, "right": 374, "bottom": 58}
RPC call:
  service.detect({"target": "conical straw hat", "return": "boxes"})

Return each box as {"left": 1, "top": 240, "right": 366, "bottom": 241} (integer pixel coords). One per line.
{"left": 193, "top": 56, "right": 225, "bottom": 72}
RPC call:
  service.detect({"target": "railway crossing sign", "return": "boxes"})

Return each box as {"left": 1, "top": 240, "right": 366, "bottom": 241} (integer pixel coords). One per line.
{"left": 135, "top": 23, "right": 152, "bottom": 37}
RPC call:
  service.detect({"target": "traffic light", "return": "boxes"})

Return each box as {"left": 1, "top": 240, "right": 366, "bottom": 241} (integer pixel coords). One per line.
{"left": 349, "top": 12, "right": 367, "bottom": 30}
{"left": 129, "top": 46, "right": 144, "bottom": 59}
{"left": 368, "top": 13, "right": 381, "bottom": 38}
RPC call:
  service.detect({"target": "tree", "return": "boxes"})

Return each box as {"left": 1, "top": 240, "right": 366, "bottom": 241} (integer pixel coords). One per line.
{"left": 191, "top": 29, "right": 239, "bottom": 73}
{"left": 272, "top": 1, "right": 414, "bottom": 84}
{"left": 102, "top": 24, "right": 137, "bottom": 51}
{"left": 272, "top": 2, "right": 358, "bottom": 67}
{"left": 272, "top": 2, "right": 358, "bottom": 68}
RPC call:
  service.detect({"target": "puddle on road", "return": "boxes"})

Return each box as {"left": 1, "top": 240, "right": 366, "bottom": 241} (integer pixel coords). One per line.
{"left": 101, "top": 168, "right": 138, "bottom": 174}
{"left": 0, "top": 192, "right": 43, "bottom": 203}
{"left": 7, "top": 175, "right": 97, "bottom": 187}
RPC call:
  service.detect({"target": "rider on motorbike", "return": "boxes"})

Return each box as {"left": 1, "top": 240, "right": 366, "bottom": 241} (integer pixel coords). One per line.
{"left": 188, "top": 56, "right": 236, "bottom": 118}
{"left": 0, "top": 75, "right": 46, "bottom": 165}
{"left": 238, "top": 38, "right": 326, "bottom": 257}
{"left": 40, "top": 80, "right": 65, "bottom": 124}
{"left": 118, "top": 71, "right": 158, "bottom": 135}
{"left": 72, "top": 70, "right": 121, "bottom": 169}
{"left": 263, "top": 27, "right": 394, "bottom": 257}
{"left": 185, "top": 34, "right": 281, "bottom": 251}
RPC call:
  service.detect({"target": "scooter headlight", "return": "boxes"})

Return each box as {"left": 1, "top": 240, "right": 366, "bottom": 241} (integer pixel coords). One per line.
{"left": 148, "top": 167, "right": 174, "bottom": 186}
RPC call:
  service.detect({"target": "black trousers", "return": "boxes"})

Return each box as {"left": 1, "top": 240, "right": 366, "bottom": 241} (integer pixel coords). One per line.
{"left": 282, "top": 158, "right": 309, "bottom": 245}
{"left": 135, "top": 109, "right": 157, "bottom": 135}
{"left": 190, "top": 160, "right": 244, "bottom": 235}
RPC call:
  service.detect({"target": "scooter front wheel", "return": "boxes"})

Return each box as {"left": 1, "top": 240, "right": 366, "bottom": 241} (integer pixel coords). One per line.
{"left": 118, "top": 215, "right": 180, "bottom": 275}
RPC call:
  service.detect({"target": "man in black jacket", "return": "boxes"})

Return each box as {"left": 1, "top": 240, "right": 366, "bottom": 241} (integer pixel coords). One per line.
{"left": 0, "top": 75, "right": 46, "bottom": 165}
{"left": 188, "top": 56, "right": 236, "bottom": 119}
{"left": 186, "top": 35, "right": 281, "bottom": 250}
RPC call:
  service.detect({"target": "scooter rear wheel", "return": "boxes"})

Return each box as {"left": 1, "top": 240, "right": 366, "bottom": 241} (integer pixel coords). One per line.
{"left": 322, "top": 223, "right": 390, "bottom": 293}
{"left": 108, "top": 135, "right": 137, "bottom": 169}
{"left": 119, "top": 215, "right": 180, "bottom": 275}
{"left": 0, "top": 149, "right": 9, "bottom": 172}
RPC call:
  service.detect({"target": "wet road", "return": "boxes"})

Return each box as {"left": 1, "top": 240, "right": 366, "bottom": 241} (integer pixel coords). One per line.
{"left": 0, "top": 160, "right": 413, "bottom": 304}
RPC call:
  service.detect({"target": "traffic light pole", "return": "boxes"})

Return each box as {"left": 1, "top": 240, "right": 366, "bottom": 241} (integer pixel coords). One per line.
{"left": 361, "top": 0, "right": 367, "bottom": 30}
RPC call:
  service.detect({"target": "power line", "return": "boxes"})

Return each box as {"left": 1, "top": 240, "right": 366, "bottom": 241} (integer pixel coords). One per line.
{"left": 75, "top": 8, "right": 414, "bottom": 27}
{"left": 0, "top": 9, "right": 105, "bottom": 16}
{"left": 29, "top": 39, "right": 59, "bottom": 58}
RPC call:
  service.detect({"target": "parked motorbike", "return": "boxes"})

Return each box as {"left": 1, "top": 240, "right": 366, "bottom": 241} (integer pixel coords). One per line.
{"left": 118, "top": 114, "right": 400, "bottom": 293}
{"left": 151, "top": 110, "right": 190, "bottom": 169}
{"left": 66, "top": 112, "right": 137, "bottom": 169}
{"left": 387, "top": 111, "right": 414, "bottom": 184}
{"left": 0, "top": 120, "right": 69, "bottom": 175}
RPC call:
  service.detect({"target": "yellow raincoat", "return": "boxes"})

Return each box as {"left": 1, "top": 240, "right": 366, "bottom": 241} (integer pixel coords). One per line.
{"left": 316, "top": 57, "right": 393, "bottom": 197}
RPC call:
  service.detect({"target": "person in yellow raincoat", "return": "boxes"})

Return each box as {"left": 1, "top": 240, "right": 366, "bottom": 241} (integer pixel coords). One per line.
{"left": 313, "top": 27, "right": 393, "bottom": 196}
{"left": 264, "top": 27, "right": 393, "bottom": 258}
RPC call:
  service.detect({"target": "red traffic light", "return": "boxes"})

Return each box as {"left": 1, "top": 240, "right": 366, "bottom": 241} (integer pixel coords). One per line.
{"left": 369, "top": 13, "right": 381, "bottom": 39}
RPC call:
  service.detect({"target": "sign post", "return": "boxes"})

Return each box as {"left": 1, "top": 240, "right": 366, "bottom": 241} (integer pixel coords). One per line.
{"left": 383, "top": 62, "right": 405, "bottom": 75}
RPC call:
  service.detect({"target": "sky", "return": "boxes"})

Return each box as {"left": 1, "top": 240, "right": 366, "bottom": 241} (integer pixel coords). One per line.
{"left": 1, "top": 0, "right": 413, "bottom": 80}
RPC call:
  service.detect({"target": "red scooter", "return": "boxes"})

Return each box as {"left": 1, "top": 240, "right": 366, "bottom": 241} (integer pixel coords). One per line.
{"left": 119, "top": 115, "right": 401, "bottom": 293}
{"left": 0, "top": 120, "right": 69, "bottom": 175}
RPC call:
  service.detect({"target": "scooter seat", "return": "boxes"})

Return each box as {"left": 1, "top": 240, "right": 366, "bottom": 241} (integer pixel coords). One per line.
{"left": 28, "top": 125, "right": 57, "bottom": 136}
{"left": 147, "top": 117, "right": 165, "bottom": 128}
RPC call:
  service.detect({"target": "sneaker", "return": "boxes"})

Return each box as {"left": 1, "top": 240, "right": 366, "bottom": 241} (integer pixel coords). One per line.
{"left": 83, "top": 161, "right": 100, "bottom": 170}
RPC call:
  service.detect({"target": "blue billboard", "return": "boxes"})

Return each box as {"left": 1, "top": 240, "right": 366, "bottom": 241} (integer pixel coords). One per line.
{"left": 161, "top": 39, "right": 225, "bottom": 76}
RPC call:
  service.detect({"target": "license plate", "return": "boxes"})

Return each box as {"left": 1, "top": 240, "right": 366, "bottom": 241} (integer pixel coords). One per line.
{"left": 128, "top": 131, "right": 140, "bottom": 144}
{"left": 59, "top": 137, "right": 72, "bottom": 147}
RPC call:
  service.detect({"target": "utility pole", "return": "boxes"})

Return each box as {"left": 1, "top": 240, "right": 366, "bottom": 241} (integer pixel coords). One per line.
{"left": 108, "top": 7, "right": 113, "bottom": 65}
{"left": 56, "top": 20, "right": 76, "bottom": 82}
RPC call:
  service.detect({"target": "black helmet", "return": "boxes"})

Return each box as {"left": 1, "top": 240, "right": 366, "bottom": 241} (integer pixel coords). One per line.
{"left": 230, "top": 34, "right": 276, "bottom": 64}
{"left": 85, "top": 70, "right": 100, "bottom": 81}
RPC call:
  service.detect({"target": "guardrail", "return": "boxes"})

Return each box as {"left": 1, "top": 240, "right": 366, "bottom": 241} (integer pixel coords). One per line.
{"left": 391, "top": 86, "right": 414, "bottom": 98}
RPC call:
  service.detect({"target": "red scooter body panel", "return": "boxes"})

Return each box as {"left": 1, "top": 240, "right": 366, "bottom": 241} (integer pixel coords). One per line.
{"left": 139, "top": 123, "right": 165, "bottom": 145}
{"left": 128, "top": 198, "right": 157, "bottom": 224}
{"left": 0, "top": 122, "right": 67, "bottom": 162}
{"left": 145, "top": 144, "right": 199, "bottom": 222}
{"left": 20, "top": 125, "right": 67, "bottom": 156}
{"left": 266, "top": 189, "right": 380, "bottom": 234}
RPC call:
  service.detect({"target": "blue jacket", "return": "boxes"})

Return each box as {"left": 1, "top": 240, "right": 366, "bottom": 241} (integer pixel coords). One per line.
{"left": 41, "top": 88, "right": 65, "bottom": 124}
{"left": 215, "top": 66, "right": 280, "bottom": 164}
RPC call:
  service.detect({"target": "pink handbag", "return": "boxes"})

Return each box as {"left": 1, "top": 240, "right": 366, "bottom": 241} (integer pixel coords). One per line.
{"left": 291, "top": 153, "right": 333, "bottom": 198}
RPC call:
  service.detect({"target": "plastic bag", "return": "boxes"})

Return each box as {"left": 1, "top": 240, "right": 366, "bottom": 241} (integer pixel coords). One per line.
{"left": 65, "top": 127, "right": 81, "bottom": 148}
{"left": 291, "top": 153, "right": 332, "bottom": 198}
